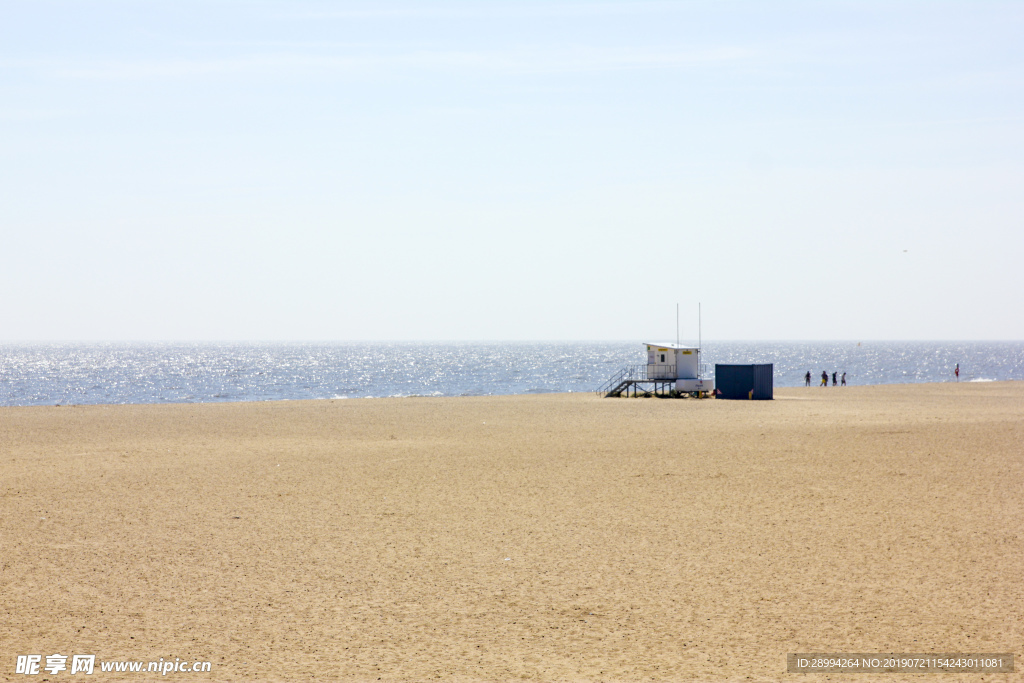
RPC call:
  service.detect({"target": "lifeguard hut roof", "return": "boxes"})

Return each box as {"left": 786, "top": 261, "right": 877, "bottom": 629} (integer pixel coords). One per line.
{"left": 644, "top": 342, "right": 699, "bottom": 351}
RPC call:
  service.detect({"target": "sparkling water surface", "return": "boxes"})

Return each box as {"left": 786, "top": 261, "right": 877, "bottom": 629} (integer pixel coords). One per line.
{"left": 1, "top": 341, "right": 1022, "bottom": 407}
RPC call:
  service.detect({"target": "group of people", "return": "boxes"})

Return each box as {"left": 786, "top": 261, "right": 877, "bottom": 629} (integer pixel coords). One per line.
{"left": 805, "top": 370, "right": 845, "bottom": 386}
{"left": 802, "top": 364, "right": 960, "bottom": 386}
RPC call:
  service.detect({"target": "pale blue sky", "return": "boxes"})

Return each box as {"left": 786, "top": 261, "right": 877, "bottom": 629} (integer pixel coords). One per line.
{"left": 2, "top": 1, "right": 1022, "bottom": 341}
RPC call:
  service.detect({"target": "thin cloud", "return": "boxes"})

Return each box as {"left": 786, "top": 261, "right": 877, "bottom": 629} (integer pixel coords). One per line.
{"left": 282, "top": 1, "right": 689, "bottom": 21}
{"left": 32, "top": 45, "right": 753, "bottom": 80}
{"left": 0, "top": 106, "right": 79, "bottom": 122}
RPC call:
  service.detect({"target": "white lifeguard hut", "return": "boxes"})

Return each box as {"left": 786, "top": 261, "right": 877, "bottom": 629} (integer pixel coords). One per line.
{"left": 645, "top": 342, "right": 712, "bottom": 393}
{"left": 598, "top": 342, "right": 713, "bottom": 397}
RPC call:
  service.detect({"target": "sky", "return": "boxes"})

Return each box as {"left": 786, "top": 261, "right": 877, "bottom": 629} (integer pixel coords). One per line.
{"left": 2, "top": 1, "right": 1022, "bottom": 342}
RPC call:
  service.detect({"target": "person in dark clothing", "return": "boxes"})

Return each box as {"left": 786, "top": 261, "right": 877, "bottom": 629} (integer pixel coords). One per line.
{"left": 832, "top": 371, "right": 838, "bottom": 386}
{"left": 805, "top": 371, "right": 811, "bottom": 386}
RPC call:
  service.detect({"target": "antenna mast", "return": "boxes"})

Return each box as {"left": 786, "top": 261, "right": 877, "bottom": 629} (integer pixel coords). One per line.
{"left": 676, "top": 303, "right": 679, "bottom": 347}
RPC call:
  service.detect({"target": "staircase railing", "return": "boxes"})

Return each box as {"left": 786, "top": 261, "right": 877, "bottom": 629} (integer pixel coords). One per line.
{"left": 596, "top": 364, "right": 677, "bottom": 396}
{"left": 596, "top": 366, "right": 636, "bottom": 396}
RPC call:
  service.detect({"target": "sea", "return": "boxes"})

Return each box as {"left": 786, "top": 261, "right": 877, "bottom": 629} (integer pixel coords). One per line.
{"left": 1, "top": 341, "right": 1022, "bottom": 407}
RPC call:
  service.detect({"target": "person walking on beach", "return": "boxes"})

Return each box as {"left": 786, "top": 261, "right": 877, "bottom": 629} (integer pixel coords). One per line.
{"left": 955, "top": 363, "right": 960, "bottom": 381}
{"left": 832, "top": 371, "right": 837, "bottom": 386}
{"left": 805, "top": 371, "right": 811, "bottom": 387}
{"left": 841, "top": 372, "right": 847, "bottom": 386}
{"left": 821, "top": 371, "right": 828, "bottom": 386}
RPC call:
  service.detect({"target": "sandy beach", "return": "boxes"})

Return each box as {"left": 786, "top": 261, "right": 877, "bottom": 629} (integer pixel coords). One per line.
{"left": 2, "top": 382, "right": 1022, "bottom": 681}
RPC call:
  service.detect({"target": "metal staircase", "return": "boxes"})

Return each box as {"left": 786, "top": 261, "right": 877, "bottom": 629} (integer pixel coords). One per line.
{"left": 597, "top": 364, "right": 677, "bottom": 398}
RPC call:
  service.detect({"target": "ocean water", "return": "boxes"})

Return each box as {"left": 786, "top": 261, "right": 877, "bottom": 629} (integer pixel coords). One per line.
{"left": 0, "top": 341, "right": 1021, "bottom": 407}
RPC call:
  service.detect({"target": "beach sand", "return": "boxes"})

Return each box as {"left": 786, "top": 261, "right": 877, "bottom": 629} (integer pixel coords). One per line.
{"left": 2, "top": 382, "right": 1022, "bottom": 681}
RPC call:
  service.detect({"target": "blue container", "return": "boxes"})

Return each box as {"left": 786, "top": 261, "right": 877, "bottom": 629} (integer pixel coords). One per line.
{"left": 714, "top": 364, "right": 773, "bottom": 400}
